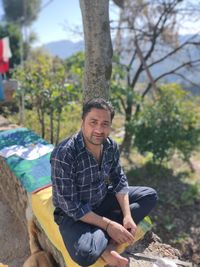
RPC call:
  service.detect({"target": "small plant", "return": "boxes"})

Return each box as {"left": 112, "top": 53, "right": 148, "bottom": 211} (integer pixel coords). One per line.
{"left": 180, "top": 183, "right": 200, "bottom": 205}
{"left": 173, "top": 232, "right": 189, "bottom": 245}
{"left": 163, "top": 215, "right": 176, "bottom": 231}
{"left": 12, "top": 53, "right": 81, "bottom": 144}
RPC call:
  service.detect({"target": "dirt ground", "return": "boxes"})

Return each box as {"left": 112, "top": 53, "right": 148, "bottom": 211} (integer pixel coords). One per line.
{"left": 125, "top": 159, "right": 200, "bottom": 266}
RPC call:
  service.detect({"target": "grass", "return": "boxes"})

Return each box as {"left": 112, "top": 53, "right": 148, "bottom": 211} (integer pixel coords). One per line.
{"left": 7, "top": 104, "right": 82, "bottom": 144}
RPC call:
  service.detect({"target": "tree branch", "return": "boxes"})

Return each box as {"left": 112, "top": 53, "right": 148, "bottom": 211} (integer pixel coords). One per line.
{"left": 154, "top": 59, "right": 200, "bottom": 82}
{"left": 147, "top": 34, "right": 200, "bottom": 69}
{"left": 112, "top": 0, "right": 124, "bottom": 9}
{"left": 129, "top": 1, "right": 181, "bottom": 89}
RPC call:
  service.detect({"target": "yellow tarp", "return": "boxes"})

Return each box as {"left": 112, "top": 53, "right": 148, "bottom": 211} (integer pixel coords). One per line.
{"left": 32, "top": 186, "right": 151, "bottom": 267}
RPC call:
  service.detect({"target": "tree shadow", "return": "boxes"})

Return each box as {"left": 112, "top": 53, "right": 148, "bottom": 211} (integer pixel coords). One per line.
{"left": 126, "top": 161, "right": 200, "bottom": 255}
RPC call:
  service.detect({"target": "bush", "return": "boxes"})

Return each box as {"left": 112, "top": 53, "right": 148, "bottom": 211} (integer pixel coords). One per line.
{"left": 129, "top": 84, "right": 200, "bottom": 163}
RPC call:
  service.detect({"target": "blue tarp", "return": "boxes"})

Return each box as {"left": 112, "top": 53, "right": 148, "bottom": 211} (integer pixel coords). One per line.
{"left": 0, "top": 75, "right": 5, "bottom": 101}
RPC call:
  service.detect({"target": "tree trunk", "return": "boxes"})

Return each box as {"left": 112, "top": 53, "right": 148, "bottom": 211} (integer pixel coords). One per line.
{"left": 50, "top": 108, "right": 54, "bottom": 144}
{"left": 41, "top": 110, "right": 45, "bottom": 139}
{"left": 55, "top": 112, "right": 61, "bottom": 145}
{"left": 120, "top": 101, "right": 133, "bottom": 154}
{"left": 36, "top": 107, "right": 45, "bottom": 139}
{"left": 120, "top": 128, "right": 133, "bottom": 154}
{"left": 79, "top": 0, "right": 113, "bottom": 102}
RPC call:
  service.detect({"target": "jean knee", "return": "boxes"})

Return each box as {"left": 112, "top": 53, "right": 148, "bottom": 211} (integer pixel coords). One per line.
{"left": 73, "top": 248, "right": 100, "bottom": 266}
{"left": 72, "top": 230, "right": 108, "bottom": 266}
{"left": 147, "top": 188, "right": 159, "bottom": 209}
{"left": 73, "top": 244, "right": 104, "bottom": 266}
{"left": 151, "top": 188, "right": 158, "bottom": 201}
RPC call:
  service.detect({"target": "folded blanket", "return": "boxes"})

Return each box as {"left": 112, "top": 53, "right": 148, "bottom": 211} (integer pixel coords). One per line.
{"left": 0, "top": 128, "right": 48, "bottom": 150}
{"left": 0, "top": 127, "right": 52, "bottom": 192}
{"left": 0, "top": 143, "right": 54, "bottom": 160}
{"left": 6, "top": 153, "right": 52, "bottom": 193}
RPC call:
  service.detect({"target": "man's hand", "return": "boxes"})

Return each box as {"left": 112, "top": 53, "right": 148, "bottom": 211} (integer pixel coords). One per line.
{"left": 115, "top": 193, "right": 136, "bottom": 239}
{"left": 123, "top": 215, "right": 137, "bottom": 237}
{"left": 106, "top": 220, "right": 134, "bottom": 244}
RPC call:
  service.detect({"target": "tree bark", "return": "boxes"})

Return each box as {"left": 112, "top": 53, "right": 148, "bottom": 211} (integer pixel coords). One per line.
{"left": 120, "top": 102, "right": 133, "bottom": 154}
{"left": 50, "top": 108, "right": 54, "bottom": 144}
{"left": 79, "top": 0, "right": 113, "bottom": 102}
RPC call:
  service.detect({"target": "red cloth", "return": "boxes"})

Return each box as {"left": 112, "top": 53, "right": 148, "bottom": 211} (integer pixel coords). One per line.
{"left": 0, "top": 39, "right": 3, "bottom": 60}
{"left": 0, "top": 38, "right": 9, "bottom": 73}
{"left": 0, "top": 60, "right": 9, "bottom": 73}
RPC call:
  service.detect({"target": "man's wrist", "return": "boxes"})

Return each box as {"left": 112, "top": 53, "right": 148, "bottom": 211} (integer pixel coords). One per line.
{"left": 102, "top": 217, "right": 112, "bottom": 231}
{"left": 105, "top": 220, "right": 112, "bottom": 232}
{"left": 123, "top": 211, "right": 132, "bottom": 220}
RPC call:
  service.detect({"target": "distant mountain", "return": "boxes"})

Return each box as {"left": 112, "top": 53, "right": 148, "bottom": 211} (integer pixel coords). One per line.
{"left": 41, "top": 36, "right": 200, "bottom": 93}
{"left": 42, "top": 40, "right": 84, "bottom": 59}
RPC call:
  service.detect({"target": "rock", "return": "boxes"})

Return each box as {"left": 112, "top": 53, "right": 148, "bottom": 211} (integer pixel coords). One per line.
{"left": 0, "top": 115, "right": 10, "bottom": 127}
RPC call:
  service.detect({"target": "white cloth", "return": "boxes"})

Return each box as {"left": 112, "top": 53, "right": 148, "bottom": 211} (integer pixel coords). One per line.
{"left": 0, "top": 143, "right": 54, "bottom": 160}
{"left": 153, "top": 258, "right": 177, "bottom": 267}
{"left": 2, "top": 37, "right": 12, "bottom": 61}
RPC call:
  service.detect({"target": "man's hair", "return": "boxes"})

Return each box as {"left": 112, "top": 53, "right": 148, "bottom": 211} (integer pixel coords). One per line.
{"left": 82, "top": 98, "right": 115, "bottom": 121}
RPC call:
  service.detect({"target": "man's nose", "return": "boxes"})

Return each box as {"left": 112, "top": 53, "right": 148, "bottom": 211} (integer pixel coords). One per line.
{"left": 94, "top": 124, "right": 104, "bottom": 133}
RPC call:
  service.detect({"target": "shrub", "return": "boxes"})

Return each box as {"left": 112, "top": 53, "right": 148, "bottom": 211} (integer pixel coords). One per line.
{"left": 129, "top": 84, "right": 200, "bottom": 163}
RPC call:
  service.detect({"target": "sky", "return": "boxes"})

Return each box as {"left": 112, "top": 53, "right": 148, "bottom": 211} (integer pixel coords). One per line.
{"left": 31, "top": 0, "right": 119, "bottom": 46}
{"left": 0, "top": 0, "right": 87, "bottom": 45}
{"left": 30, "top": 0, "right": 200, "bottom": 45}
{"left": 0, "top": 0, "right": 119, "bottom": 46}
{"left": 31, "top": 0, "right": 84, "bottom": 45}
{"left": 0, "top": 0, "right": 199, "bottom": 46}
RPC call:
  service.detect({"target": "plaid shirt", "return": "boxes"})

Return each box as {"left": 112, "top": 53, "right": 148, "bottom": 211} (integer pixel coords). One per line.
{"left": 51, "top": 131, "right": 129, "bottom": 221}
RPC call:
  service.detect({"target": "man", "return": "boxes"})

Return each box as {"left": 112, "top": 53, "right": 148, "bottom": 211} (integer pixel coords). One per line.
{"left": 51, "top": 98, "right": 158, "bottom": 267}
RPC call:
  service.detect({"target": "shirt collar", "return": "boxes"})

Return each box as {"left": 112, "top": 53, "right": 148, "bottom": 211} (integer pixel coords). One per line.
{"left": 76, "top": 131, "right": 85, "bottom": 151}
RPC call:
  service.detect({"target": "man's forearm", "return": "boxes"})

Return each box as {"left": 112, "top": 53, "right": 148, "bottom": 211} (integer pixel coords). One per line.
{"left": 80, "top": 210, "right": 135, "bottom": 244}
{"left": 80, "top": 211, "right": 111, "bottom": 231}
{"left": 116, "top": 192, "right": 131, "bottom": 218}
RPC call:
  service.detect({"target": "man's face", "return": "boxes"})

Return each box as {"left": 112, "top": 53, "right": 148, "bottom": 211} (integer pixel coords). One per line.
{"left": 82, "top": 108, "right": 112, "bottom": 146}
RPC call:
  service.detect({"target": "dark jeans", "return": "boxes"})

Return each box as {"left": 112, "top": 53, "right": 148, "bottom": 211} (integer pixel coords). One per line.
{"left": 54, "top": 186, "right": 158, "bottom": 267}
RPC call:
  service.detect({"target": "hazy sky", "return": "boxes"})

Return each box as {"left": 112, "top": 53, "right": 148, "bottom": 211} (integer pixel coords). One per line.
{"left": 30, "top": 0, "right": 199, "bottom": 45}
{"left": 0, "top": 0, "right": 89, "bottom": 45}
{"left": 0, "top": 0, "right": 199, "bottom": 46}
{"left": 31, "top": 0, "right": 83, "bottom": 45}
{"left": 31, "top": 0, "right": 119, "bottom": 46}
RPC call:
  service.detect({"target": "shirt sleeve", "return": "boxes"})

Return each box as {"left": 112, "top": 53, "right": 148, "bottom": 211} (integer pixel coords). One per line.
{"left": 109, "top": 143, "right": 129, "bottom": 194}
{"left": 51, "top": 148, "right": 92, "bottom": 221}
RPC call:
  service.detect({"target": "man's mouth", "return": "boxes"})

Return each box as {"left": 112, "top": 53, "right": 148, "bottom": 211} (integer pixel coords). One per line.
{"left": 93, "top": 135, "right": 104, "bottom": 139}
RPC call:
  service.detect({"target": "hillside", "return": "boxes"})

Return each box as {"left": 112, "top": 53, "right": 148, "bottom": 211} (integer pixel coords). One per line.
{"left": 42, "top": 39, "right": 84, "bottom": 59}
{"left": 40, "top": 35, "right": 200, "bottom": 92}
